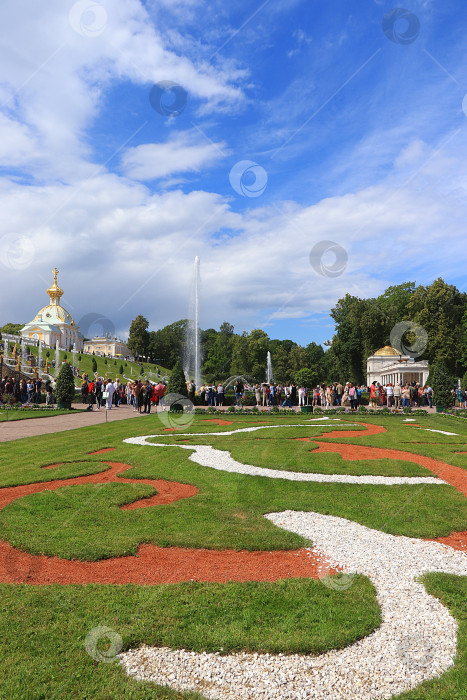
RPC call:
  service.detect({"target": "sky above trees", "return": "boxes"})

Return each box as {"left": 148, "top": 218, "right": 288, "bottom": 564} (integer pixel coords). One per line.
{"left": 1, "top": 1, "right": 466, "bottom": 346}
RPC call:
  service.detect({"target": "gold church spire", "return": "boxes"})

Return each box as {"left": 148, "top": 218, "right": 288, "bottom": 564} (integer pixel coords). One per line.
{"left": 46, "top": 267, "right": 64, "bottom": 305}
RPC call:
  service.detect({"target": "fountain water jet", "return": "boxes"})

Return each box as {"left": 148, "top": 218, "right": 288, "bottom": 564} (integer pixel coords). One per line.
{"left": 55, "top": 340, "right": 60, "bottom": 376}
{"left": 184, "top": 256, "right": 201, "bottom": 390}
{"left": 266, "top": 351, "right": 273, "bottom": 383}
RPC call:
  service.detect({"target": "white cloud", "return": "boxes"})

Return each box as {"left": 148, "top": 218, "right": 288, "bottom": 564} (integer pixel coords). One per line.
{"left": 121, "top": 131, "right": 228, "bottom": 180}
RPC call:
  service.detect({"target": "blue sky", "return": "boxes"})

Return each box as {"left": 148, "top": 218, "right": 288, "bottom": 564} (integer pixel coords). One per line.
{"left": 0, "top": 0, "right": 466, "bottom": 347}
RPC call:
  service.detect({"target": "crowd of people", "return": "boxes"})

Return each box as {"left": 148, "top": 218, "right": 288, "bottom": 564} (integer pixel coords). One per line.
{"left": 0, "top": 376, "right": 55, "bottom": 405}
{"left": 2, "top": 372, "right": 467, "bottom": 411}
{"left": 79, "top": 377, "right": 168, "bottom": 413}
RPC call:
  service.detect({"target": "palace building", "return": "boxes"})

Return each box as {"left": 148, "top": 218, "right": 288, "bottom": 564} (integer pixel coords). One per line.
{"left": 366, "top": 345, "right": 429, "bottom": 386}
{"left": 21, "top": 268, "right": 84, "bottom": 350}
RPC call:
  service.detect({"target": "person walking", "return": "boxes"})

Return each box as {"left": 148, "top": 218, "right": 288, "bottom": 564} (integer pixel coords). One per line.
{"left": 217, "top": 382, "right": 224, "bottom": 407}
{"left": 262, "top": 383, "right": 268, "bottom": 406}
{"left": 81, "top": 379, "right": 89, "bottom": 405}
{"left": 282, "top": 385, "right": 292, "bottom": 408}
{"left": 105, "top": 379, "right": 115, "bottom": 410}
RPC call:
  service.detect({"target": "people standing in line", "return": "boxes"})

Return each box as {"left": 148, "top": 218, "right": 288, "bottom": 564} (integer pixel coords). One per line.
{"left": 105, "top": 379, "right": 115, "bottom": 410}
{"left": 298, "top": 385, "right": 306, "bottom": 406}
{"left": 386, "top": 383, "right": 394, "bottom": 407}
{"left": 393, "top": 382, "right": 401, "bottom": 409}
{"left": 234, "top": 379, "right": 243, "bottom": 406}
{"left": 200, "top": 383, "right": 206, "bottom": 405}
{"left": 254, "top": 383, "right": 261, "bottom": 406}
{"left": 81, "top": 379, "right": 89, "bottom": 405}
{"left": 142, "top": 380, "right": 152, "bottom": 413}
{"left": 262, "top": 383, "right": 269, "bottom": 406}
{"left": 217, "top": 382, "right": 224, "bottom": 406}
{"left": 348, "top": 383, "right": 358, "bottom": 410}
{"left": 87, "top": 378, "right": 95, "bottom": 411}
{"left": 95, "top": 378, "right": 102, "bottom": 410}
{"left": 188, "top": 380, "right": 195, "bottom": 404}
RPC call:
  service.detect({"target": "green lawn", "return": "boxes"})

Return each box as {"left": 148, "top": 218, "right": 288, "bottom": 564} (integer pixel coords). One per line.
{"left": 24, "top": 344, "right": 171, "bottom": 385}
{"left": 0, "top": 407, "right": 78, "bottom": 422}
{"left": 0, "top": 413, "right": 466, "bottom": 698}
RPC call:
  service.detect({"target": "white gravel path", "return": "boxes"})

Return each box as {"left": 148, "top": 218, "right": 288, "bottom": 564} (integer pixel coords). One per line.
{"left": 124, "top": 433, "right": 445, "bottom": 486}
{"left": 120, "top": 511, "right": 467, "bottom": 699}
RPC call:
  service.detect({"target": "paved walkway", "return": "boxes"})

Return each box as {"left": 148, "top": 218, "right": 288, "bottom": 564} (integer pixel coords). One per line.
{"left": 0, "top": 404, "right": 146, "bottom": 442}
{"left": 0, "top": 403, "right": 441, "bottom": 443}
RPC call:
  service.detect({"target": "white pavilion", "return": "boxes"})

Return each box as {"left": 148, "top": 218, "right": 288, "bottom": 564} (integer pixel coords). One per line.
{"left": 366, "top": 345, "right": 429, "bottom": 386}
{"left": 21, "top": 268, "right": 84, "bottom": 350}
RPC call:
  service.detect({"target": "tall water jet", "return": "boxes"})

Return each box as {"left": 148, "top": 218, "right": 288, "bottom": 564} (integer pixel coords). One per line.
{"left": 21, "top": 338, "right": 27, "bottom": 372}
{"left": 184, "top": 256, "right": 201, "bottom": 389}
{"left": 38, "top": 340, "right": 42, "bottom": 371}
{"left": 72, "top": 343, "right": 77, "bottom": 371}
{"left": 266, "top": 351, "right": 273, "bottom": 383}
{"left": 55, "top": 339, "right": 60, "bottom": 376}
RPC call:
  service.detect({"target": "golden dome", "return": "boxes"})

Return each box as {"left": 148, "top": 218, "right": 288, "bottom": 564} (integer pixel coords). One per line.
{"left": 46, "top": 267, "right": 64, "bottom": 305}
{"left": 373, "top": 345, "right": 400, "bottom": 357}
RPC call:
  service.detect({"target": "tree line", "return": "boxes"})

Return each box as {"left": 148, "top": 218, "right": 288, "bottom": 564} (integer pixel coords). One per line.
{"left": 125, "top": 277, "right": 467, "bottom": 386}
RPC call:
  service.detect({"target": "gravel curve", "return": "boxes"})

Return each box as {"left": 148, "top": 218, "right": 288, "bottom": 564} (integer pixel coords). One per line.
{"left": 124, "top": 433, "right": 445, "bottom": 486}
{"left": 119, "top": 511, "right": 467, "bottom": 699}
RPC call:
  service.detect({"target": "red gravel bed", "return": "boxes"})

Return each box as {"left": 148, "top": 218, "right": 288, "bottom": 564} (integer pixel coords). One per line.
{"left": 427, "top": 531, "right": 467, "bottom": 552}
{"left": 0, "top": 542, "right": 337, "bottom": 585}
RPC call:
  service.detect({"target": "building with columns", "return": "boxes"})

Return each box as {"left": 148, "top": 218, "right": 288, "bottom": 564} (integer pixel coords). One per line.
{"left": 21, "top": 268, "right": 84, "bottom": 350}
{"left": 366, "top": 345, "right": 429, "bottom": 386}
{"left": 83, "top": 336, "right": 130, "bottom": 358}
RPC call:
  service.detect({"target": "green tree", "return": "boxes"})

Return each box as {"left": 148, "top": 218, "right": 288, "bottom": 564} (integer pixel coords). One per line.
{"left": 295, "top": 368, "right": 318, "bottom": 388}
{"left": 230, "top": 332, "right": 250, "bottom": 377}
{"left": 287, "top": 346, "right": 307, "bottom": 379}
{"left": 429, "top": 361, "right": 454, "bottom": 408}
{"left": 407, "top": 278, "right": 466, "bottom": 375}
{"left": 119, "top": 364, "right": 124, "bottom": 375}
{"left": 92, "top": 358, "right": 97, "bottom": 374}
{"left": 55, "top": 363, "right": 76, "bottom": 407}
{"left": 0, "top": 322, "right": 23, "bottom": 335}
{"left": 148, "top": 320, "right": 188, "bottom": 369}
{"left": 128, "top": 315, "right": 150, "bottom": 360}
{"left": 202, "top": 322, "right": 234, "bottom": 378}
{"left": 271, "top": 344, "right": 289, "bottom": 383}
{"left": 166, "top": 360, "right": 187, "bottom": 397}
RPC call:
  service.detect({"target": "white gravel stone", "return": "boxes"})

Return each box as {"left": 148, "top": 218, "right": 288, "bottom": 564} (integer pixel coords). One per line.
{"left": 119, "top": 512, "right": 467, "bottom": 699}
{"left": 124, "top": 429, "right": 445, "bottom": 486}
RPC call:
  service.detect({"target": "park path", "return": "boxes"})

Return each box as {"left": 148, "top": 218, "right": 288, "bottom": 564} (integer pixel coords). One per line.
{"left": 0, "top": 404, "right": 147, "bottom": 442}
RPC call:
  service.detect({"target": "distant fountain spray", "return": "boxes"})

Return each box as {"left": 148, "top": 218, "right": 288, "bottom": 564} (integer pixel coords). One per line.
{"left": 55, "top": 339, "right": 60, "bottom": 376}
{"left": 38, "top": 340, "right": 42, "bottom": 371}
{"left": 72, "top": 343, "right": 77, "bottom": 371}
{"left": 184, "top": 256, "right": 201, "bottom": 389}
{"left": 266, "top": 351, "right": 273, "bottom": 383}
